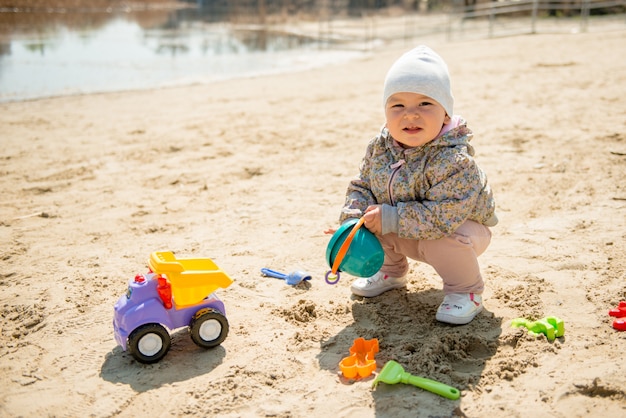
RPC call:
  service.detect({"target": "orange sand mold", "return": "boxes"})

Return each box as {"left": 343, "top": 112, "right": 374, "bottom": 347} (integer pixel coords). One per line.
{"left": 339, "top": 337, "right": 379, "bottom": 379}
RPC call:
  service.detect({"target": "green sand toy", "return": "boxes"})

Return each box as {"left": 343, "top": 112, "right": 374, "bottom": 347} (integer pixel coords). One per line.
{"left": 510, "top": 316, "right": 565, "bottom": 341}
{"left": 372, "top": 360, "right": 460, "bottom": 400}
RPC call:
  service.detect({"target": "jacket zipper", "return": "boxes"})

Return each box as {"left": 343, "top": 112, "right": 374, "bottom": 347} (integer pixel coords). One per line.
{"left": 388, "top": 159, "right": 405, "bottom": 206}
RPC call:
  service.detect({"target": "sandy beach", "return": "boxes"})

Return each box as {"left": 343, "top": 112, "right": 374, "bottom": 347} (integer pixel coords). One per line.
{"left": 1, "top": 27, "right": 625, "bottom": 417}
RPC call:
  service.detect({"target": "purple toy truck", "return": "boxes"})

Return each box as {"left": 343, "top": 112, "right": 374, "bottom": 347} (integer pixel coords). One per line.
{"left": 113, "top": 251, "right": 233, "bottom": 363}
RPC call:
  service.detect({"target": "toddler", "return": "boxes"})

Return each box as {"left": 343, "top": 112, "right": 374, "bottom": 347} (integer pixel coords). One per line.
{"left": 337, "top": 45, "right": 497, "bottom": 325}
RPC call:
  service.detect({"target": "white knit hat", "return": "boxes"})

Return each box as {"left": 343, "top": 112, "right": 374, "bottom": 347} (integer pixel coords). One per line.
{"left": 383, "top": 45, "right": 454, "bottom": 117}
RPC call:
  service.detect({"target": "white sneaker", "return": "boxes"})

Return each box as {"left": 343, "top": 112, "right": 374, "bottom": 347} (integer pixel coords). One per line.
{"left": 350, "top": 272, "right": 407, "bottom": 297}
{"left": 436, "top": 293, "right": 483, "bottom": 325}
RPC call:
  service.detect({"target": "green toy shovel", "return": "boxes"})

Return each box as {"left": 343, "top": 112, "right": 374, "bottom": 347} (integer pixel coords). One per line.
{"left": 372, "top": 360, "right": 460, "bottom": 400}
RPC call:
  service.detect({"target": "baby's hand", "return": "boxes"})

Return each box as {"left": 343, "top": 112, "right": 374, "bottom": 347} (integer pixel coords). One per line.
{"left": 324, "top": 228, "right": 337, "bottom": 235}
{"left": 363, "top": 205, "right": 382, "bottom": 235}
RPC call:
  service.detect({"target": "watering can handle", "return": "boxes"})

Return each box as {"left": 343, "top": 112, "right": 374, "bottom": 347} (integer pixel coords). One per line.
{"left": 404, "top": 373, "right": 460, "bottom": 400}
{"left": 325, "top": 217, "right": 366, "bottom": 285}
{"left": 330, "top": 217, "right": 366, "bottom": 275}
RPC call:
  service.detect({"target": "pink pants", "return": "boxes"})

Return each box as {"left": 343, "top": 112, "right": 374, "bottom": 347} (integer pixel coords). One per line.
{"left": 377, "top": 220, "right": 492, "bottom": 294}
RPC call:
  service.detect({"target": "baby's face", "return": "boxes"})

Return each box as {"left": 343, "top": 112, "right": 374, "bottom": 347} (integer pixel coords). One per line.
{"left": 385, "top": 92, "right": 450, "bottom": 148}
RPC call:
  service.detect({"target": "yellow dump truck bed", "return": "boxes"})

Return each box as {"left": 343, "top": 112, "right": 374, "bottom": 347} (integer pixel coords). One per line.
{"left": 149, "top": 251, "right": 233, "bottom": 307}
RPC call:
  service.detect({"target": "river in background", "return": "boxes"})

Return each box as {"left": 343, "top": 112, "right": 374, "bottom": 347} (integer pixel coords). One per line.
{"left": 0, "top": 4, "right": 369, "bottom": 103}
{"left": 1, "top": 1, "right": 624, "bottom": 103}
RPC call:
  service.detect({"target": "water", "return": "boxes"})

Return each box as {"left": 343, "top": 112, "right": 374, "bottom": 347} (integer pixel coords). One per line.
{"left": 0, "top": 7, "right": 366, "bottom": 103}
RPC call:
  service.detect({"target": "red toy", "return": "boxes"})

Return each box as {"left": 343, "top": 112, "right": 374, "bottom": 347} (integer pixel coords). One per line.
{"left": 608, "top": 301, "right": 626, "bottom": 331}
{"left": 608, "top": 301, "right": 626, "bottom": 317}
{"left": 614, "top": 319, "right": 626, "bottom": 331}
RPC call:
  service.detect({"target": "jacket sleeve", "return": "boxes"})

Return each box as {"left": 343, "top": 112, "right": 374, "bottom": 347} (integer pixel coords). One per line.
{"left": 339, "top": 140, "right": 379, "bottom": 223}
{"left": 396, "top": 149, "right": 484, "bottom": 240}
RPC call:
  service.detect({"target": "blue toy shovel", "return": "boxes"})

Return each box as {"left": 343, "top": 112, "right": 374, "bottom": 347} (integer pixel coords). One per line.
{"left": 261, "top": 268, "right": 312, "bottom": 286}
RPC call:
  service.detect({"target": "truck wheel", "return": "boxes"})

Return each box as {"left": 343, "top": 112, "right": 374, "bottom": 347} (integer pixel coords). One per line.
{"left": 128, "top": 323, "right": 171, "bottom": 364}
{"left": 190, "top": 308, "right": 229, "bottom": 348}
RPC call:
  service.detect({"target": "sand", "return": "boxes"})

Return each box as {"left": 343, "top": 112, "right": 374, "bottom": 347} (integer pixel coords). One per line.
{"left": 1, "top": 28, "right": 625, "bottom": 417}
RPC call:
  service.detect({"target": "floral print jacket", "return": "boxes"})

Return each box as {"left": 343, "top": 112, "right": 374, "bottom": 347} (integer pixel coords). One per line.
{"left": 339, "top": 117, "right": 497, "bottom": 240}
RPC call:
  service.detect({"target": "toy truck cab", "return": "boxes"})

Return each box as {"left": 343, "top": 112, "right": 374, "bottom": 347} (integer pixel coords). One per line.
{"left": 113, "top": 251, "right": 233, "bottom": 363}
